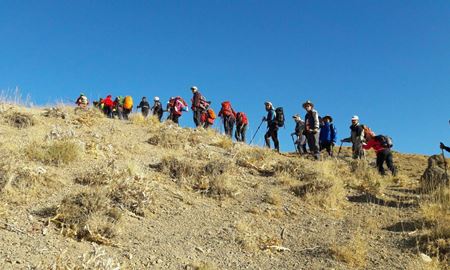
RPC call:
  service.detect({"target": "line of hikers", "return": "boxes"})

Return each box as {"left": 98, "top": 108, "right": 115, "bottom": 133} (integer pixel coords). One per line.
{"left": 75, "top": 89, "right": 397, "bottom": 176}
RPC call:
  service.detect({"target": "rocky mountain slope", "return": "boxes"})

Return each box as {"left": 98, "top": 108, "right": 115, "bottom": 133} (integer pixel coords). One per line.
{"left": 0, "top": 104, "right": 448, "bottom": 269}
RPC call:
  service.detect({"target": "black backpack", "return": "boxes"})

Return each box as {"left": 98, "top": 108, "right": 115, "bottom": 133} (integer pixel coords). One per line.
{"left": 275, "top": 107, "right": 285, "bottom": 127}
{"left": 375, "top": 135, "right": 393, "bottom": 148}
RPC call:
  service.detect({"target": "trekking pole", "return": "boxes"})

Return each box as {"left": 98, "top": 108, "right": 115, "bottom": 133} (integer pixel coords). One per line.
{"left": 291, "top": 134, "right": 299, "bottom": 154}
{"left": 442, "top": 148, "right": 449, "bottom": 182}
{"left": 337, "top": 141, "right": 344, "bottom": 158}
{"left": 249, "top": 120, "right": 264, "bottom": 144}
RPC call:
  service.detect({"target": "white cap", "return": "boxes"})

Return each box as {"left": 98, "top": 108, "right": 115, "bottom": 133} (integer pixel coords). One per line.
{"left": 191, "top": 86, "right": 198, "bottom": 91}
{"left": 264, "top": 101, "right": 273, "bottom": 107}
{"left": 351, "top": 115, "right": 359, "bottom": 121}
{"left": 154, "top": 96, "right": 160, "bottom": 101}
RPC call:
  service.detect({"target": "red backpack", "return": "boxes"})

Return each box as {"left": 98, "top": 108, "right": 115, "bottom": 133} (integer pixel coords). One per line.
{"left": 237, "top": 112, "right": 248, "bottom": 125}
{"left": 220, "top": 101, "right": 235, "bottom": 117}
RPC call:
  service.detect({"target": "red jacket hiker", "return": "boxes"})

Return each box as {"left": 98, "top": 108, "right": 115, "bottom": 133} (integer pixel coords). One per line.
{"left": 218, "top": 101, "right": 236, "bottom": 118}
{"left": 102, "top": 95, "right": 114, "bottom": 108}
{"left": 363, "top": 138, "right": 385, "bottom": 153}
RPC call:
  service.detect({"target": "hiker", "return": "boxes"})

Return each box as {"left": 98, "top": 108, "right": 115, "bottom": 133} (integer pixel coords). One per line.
{"left": 113, "top": 96, "right": 124, "bottom": 119}
{"left": 440, "top": 142, "right": 450, "bottom": 153}
{"left": 235, "top": 112, "right": 248, "bottom": 142}
{"left": 263, "top": 101, "right": 280, "bottom": 152}
{"left": 319, "top": 115, "right": 337, "bottom": 157}
{"left": 167, "top": 96, "right": 188, "bottom": 124}
{"left": 122, "top": 96, "right": 133, "bottom": 120}
{"left": 101, "top": 95, "right": 114, "bottom": 118}
{"left": 200, "top": 102, "right": 216, "bottom": 129}
{"left": 218, "top": 101, "right": 236, "bottom": 138}
{"left": 292, "top": 114, "right": 307, "bottom": 154}
{"left": 151, "top": 97, "right": 164, "bottom": 122}
{"left": 191, "top": 86, "right": 207, "bottom": 127}
{"left": 75, "top": 93, "right": 89, "bottom": 109}
{"left": 363, "top": 130, "right": 397, "bottom": 176}
{"left": 341, "top": 116, "right": 365, "bottom": 159}
{"left": 303, "top": 100, "right": 320, "bottom": 160}
{"left": 137, "top": 97, "right": 150, "bottom": 118}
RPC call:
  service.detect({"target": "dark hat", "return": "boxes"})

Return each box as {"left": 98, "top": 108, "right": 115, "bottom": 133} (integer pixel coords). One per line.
{"left": 323, "top": 115, "right": 333, "bottom": 122}
{"left": 302, "top": 100, "right": 314, "bottom": 108}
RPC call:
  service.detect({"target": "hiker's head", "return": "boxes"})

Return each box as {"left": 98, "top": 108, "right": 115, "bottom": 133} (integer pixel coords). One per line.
{"left": 351, "top": 115, "right": 359, "bottom": 125}
{"left": 107, "top": 95, "right": 112, "bottom": 99}
{"left": 191, "top": 86, "right": 198, "bottom": 93}
{"left": 264, "top": 101, "right": 273, "bottom": 110}
{"left": 302, "top": 100, "right": 314, "bottom": 111}
{"left": 154, "top": 96, "right": 160, "bottom": 102}
{"left": 292, "top": 114, "right": 301, "bottom": 122}
{"left": 80, "top": 93, "right": 85, "bottom": 97}
{"left": 323, "top": 115, "right": 332, "bottom": 123}
{"left": 142, "top": 96, "right": 147, "bottom": 101}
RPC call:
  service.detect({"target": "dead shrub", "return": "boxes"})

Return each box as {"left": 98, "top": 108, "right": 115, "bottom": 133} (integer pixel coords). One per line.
{"left": 207, "top": 175, "right": 238, "bottom": 198}
{"left": 26, "top": 140, "right": 80, "bottom": 166}
{"left": 4, "top": 111, "right": 35, "bottom": 129}
{"left": 108, "top": 179, "right": 150, "bottom": 217}
{"left": 51, "top": 189, "right": 121, "bottom": 245}
{"left": 330, "top": 232, "right": 368, "bottom": 268}
{"left": 264, "top": 191, "right": 282, "bottom": 206}
{"left": 348, "top": 160, "right": 386, "bottom": 196}
{"left": 159, "top": 155, "right": 199, "bottom": 180}
{"left": 42, "top": 107, "right": 68, "bottom": 119}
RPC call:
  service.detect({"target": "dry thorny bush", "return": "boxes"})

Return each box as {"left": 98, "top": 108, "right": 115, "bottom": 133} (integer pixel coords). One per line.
{"left": 330, "top": 230, "right": 368, "bottom": 269}
{"left": 26, "top": 140, "right": 81, "bottom": 166}
{"left": 3, "top": 110, "right": 35, "bottom": 129}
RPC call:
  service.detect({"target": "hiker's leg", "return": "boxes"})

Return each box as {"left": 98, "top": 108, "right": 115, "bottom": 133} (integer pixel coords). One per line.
{"left": 326, "top": 142, "right": 333, "bottom": 156}
{"left": 376, "top": 151, "right": 386, "bottom": 175}
{"left": 386, "top": 150, "right": 396, "bottom": 176}
{"left": 313, "top": 132, "right": 320, "bottom": 160}
{"left": 241, "top": 125, "right": 247, "bottom": 143}
{"left": 235, "top": 125, "right": 240, "bottom": 141}
{"left": 272, "top": 128, "right": 279, "bottom": 152}
{"left": 264, "top": 130, "right": 271, "bottom": 148}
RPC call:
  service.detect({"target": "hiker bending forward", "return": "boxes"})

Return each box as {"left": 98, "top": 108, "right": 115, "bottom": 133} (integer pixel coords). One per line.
{"left": 235, "top": 112, "right": 248, "bottom": 142}
{"left": 363, "top": 131, "right": 396, "bottom": 176}
{"left": 218, "top": 101, "right": 236, "bottom": 138}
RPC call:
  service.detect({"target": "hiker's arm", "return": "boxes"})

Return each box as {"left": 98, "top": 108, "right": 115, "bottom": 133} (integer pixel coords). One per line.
{"left": 341, "top": 138, "right": 351, "bottom": 143}
{"left": 331, "top": 125, "right": 337, "bottom": 143}
{"left": 440, "top": 142, "right": 450, "bottom": 153}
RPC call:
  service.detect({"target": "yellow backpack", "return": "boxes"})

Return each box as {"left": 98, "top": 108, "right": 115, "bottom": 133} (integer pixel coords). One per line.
{"left": 123, "top": 96, "right": 133, "bottom": 109}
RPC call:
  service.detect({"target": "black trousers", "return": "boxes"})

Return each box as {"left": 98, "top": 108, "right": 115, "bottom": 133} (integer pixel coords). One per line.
{"left": 320, "top": 141, "right": 334, "bottom": 157}
{"left": 265, "top": 124, "right": 279, "bottom": 151}
{"left": 168, "top": 114, "right": 180, "bottom": 124}
{"left": 193, "top": 109, "right": 202, "bottom": 127}
{"left": 235, "top": 124, "right": 247, "bottom": 142}
{"left": 223, "top": 116, "right": 235, "bottom": 138}
{"left": 141, "top": 108, "right": 149, "bottom": 117}
{"left": 376, "top": 149, "right": 396, "bottom": 175}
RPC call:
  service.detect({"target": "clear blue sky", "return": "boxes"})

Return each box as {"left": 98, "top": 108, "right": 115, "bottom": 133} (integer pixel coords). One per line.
{"left": 1, "top": 1, "right": 449, "bottom": 155}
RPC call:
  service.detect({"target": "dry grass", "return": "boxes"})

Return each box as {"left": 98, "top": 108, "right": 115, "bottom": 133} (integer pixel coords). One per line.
{"left": 51, "top": 189, "right": 120, "bottom": 245}
{"left": 72, "top": 108, "right": 105, "bottom": 127}
{"left": 419, "top": 186, "right": 450, "bottom": 265}
{"left": 264, "top": 190, "right": 282, "bottom": 206}
{"left": 3, "top": 110, "right": 35, "bottom": 129}
{"left": 330, "top": 231, "right": 368, "bottom": 269}
{"left": 186, "top": 261, "right": 218, "bottom": 270}
{"left": 26, "top": 140, "right": 80, "bottom": 166}
{"left": 347, "top": 160, "right": 388, "bottom": 196}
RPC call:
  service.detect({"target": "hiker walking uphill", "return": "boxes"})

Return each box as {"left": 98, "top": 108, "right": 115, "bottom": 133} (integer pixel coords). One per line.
{"left": 292, "top": 114, "right": 307, "bottom": 154}
{"left": 191, "top": 86, "right": 208, "bottom": 127}
{"left": 303, "top": 100, "right": 320, "bottom": 160}
{"left": 101, "top": 95, "right": 114, "bottom": 118}
{"left": 122, "top": 96, "right": 133, "bottom": 120}
{"left": 113, "top": 96, "right": 124, "bottom": 119}
{"left": 263, "top": 101, "right": 282, "bottom": 152}
{"left": 341, "top": 116, "right": 365, "bottom": 159}
{"left": 218, "top": 101, "right": 236, "bottom": 137}
{"left": 319, "top": 115, "right": 337, "bottom": 157}
{"left": 363, "top": 130, "right": 396, "bottom": 176}
{"left": 235, "top": 112, "right": 248, "bottom": 142}
{"left": 200, "top": 102, "right": 216, "bottom": 129}
{"left": 137, "top": 97, "right": 150, "bottom": 118}
{"left": 75, "top": 93, "right": 89, "bottom": 109}
{"left": 151, "top": 97, "right": 164, "bottom": 122}
{"left": 167, "top": 96, "right": 188, "bottom": 125}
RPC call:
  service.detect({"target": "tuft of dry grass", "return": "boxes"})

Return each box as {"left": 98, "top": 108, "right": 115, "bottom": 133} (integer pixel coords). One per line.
{"left": 419, "top": 186, "right": 450, "bottom": 265}
{"left": 51, "top": 189, "right": 120, "bottom": 245}
{"left": 210, "top": 135, "right": 233, "bottom": 150}
{"left": 72, "top": 108, "right": 105, "bottom": 127}
{"left": 264, "top": 190, "right": 282, "bottom": 206}
{"left": 330, "top": 231, "right": 368, "bottom": 269}
{"left": 26, "top": 140, "right": 80, "bottom": 166}
{"left": 4, "top": 110, "right": 35, "bottom": 129}
{"left": 347, "top": 160, "right": 388, "bottom": 196}
{"left": 108, "top": 179, "right": 150, "bottom": 217}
